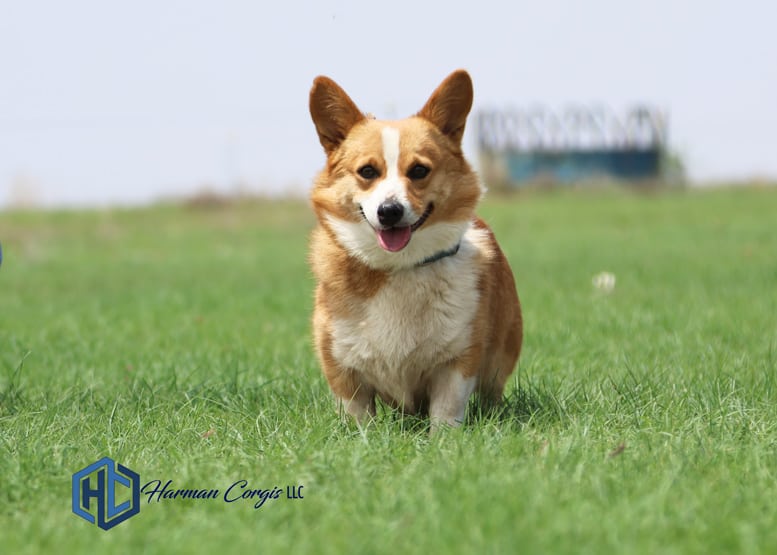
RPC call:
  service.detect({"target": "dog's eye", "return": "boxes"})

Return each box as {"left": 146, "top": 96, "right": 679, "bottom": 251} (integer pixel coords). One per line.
{"left": 407, "top": 164, "right": 430, "bottom": 180}
{"left": 357, "top": 165, "right": 379, "bottom": 179}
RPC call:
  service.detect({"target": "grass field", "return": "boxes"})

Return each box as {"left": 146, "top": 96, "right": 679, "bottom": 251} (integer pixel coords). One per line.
{"left": 1, "top": 187, "right": 776, "bottom": 554}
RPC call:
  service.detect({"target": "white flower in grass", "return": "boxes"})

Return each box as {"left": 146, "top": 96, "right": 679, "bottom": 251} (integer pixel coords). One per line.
{"left": 592, "top": 271, "right": 616, "bottom": 293}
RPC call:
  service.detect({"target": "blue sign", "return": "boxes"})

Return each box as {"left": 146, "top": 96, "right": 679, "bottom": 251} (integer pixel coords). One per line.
{"left": 72, "top": 457, "right": 140, "bottom": 530}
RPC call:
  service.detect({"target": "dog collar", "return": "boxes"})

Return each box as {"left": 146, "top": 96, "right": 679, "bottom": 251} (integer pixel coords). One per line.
{"left": 416, "top": 242, "right": 461, "bottom": 267}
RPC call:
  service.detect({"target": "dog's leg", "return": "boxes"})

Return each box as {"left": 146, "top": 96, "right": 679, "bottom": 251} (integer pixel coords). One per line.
{"left": 428, "top": 368, "right": 476, "bottom": 431}
{"left": 325, "top": 365, "right": 375, "bottom": 425}
{"left": 315, "top": 325, "right": 375, "bottom": 425}
{"left": 337, "top": 383, "right": 376, "bottom": 425}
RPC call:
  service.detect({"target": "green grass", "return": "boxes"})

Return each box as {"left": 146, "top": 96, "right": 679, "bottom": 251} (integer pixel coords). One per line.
{"left": 1, "top": 188, "right": 776, "bottom": 554}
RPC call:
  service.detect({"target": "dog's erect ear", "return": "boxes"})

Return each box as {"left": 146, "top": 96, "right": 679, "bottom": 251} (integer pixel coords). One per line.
{"left": 309, "top": 76, "right": 366, "bottom": 155}
{"left": 417, "top": 70, "right": 473, "bottom": 146}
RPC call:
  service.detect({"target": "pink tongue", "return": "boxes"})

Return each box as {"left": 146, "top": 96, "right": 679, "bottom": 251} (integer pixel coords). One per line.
{"left": 377, "top": 226, "right": 412, "bottom": 252}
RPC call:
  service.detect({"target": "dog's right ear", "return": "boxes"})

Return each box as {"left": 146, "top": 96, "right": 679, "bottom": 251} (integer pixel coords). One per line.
{"left": 309, "top": 77, "right": 365, "bottom": 155}
{"left": 417, "top": 70, "right": 473, "bottom": 147}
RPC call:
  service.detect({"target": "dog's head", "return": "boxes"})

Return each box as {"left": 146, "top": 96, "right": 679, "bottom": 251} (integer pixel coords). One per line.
{"left": 309, "top": 70, "right": 483, "bottom": 270}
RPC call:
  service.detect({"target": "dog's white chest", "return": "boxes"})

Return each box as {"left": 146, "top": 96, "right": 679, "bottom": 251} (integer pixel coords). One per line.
{"left": 330, "top": 240, "right": 482, "bottom": 400}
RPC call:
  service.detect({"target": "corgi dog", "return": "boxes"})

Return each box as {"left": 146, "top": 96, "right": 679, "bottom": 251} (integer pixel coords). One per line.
{"left": 308, "top": 70, "right": 522, "bottom": 428}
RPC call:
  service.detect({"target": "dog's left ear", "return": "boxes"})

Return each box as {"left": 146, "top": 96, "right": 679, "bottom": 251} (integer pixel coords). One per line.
{"left": 309, "top": 76, "right": 366, "bottom": 155}
{"left": 417, "top": 70, "right": 473, "bottom": 146}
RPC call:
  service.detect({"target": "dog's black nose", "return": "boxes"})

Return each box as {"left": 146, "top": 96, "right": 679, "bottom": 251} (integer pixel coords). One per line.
{"left": 377, "top": 201, "right": 404, "bottom": 227}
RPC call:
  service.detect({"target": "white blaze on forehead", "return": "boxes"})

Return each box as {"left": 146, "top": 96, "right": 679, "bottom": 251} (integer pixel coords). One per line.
{"left": 381, "top": 126, "right": 400, "bottom": 180}
{"left": 359, "top": 125, "right": 415, "bottom": 228}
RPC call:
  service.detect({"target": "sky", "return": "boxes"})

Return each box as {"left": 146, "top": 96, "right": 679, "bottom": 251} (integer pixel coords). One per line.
{"left": 1, "top": 0, "right": 776, "bottom": 207}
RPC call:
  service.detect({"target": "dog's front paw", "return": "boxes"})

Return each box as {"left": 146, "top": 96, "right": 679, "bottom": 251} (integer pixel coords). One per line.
{"left": 428, "top": 369, "right": 476, "bottom": 433}
{"left": 337, "top": 390, "right": 376, "bottom": 427}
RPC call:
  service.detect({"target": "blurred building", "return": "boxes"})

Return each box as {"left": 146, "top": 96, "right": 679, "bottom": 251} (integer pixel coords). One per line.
{"left": 476, "top": 105, "right": 674, "bottom": 188}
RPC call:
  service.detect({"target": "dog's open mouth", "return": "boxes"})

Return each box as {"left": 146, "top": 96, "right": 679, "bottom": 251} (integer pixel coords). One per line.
{"left": 377, "top": 226, "right": 412, "bottom": 252}
{"left": 362, "top": 203, "right": 434, "bottom": 253}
